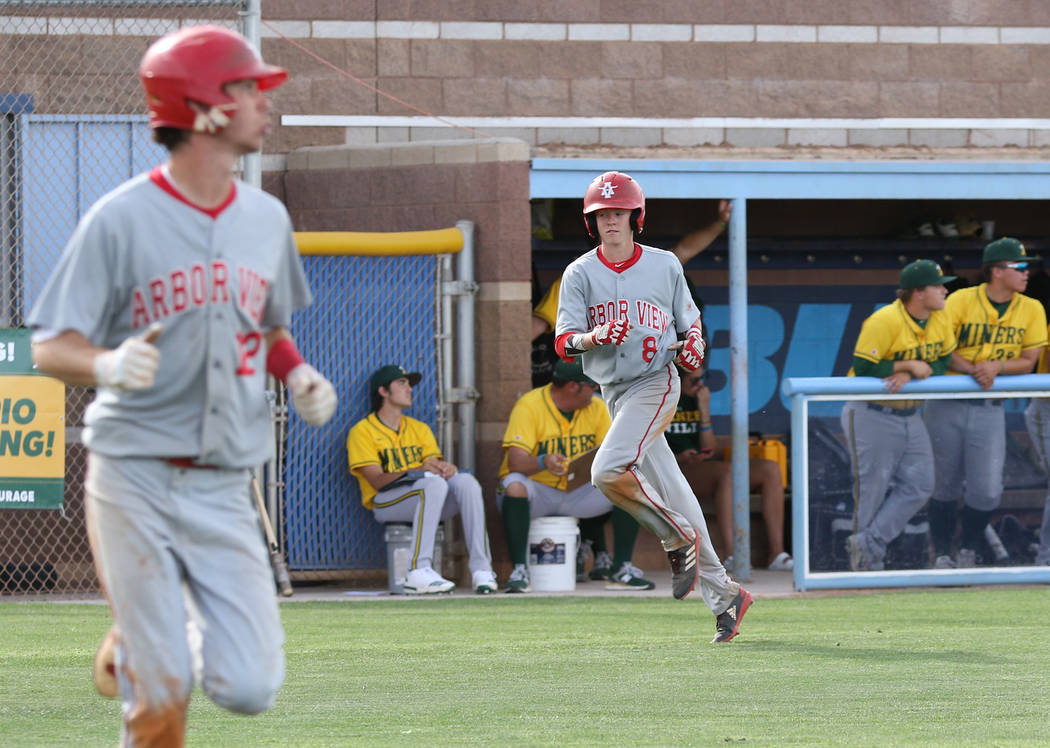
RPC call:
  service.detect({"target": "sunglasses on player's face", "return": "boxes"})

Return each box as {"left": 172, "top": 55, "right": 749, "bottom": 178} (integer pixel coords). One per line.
{"left": 998, "top": 262, "right": 1030, "bottom": 271}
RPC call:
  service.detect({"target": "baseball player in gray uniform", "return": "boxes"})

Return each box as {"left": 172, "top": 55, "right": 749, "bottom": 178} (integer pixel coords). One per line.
{"left": 554, "top": 171, "right": 750, "bottom": 643}
{"left": 28, "top": 26, "right": 337, "bottom": 746}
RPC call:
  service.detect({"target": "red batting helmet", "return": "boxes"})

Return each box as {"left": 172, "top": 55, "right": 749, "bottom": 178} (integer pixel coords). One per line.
{"left": 139, "top": 25, "right": 287, "bottom": 132}
{"left": 582, "top": 171, "right": 646, "bottom": 237}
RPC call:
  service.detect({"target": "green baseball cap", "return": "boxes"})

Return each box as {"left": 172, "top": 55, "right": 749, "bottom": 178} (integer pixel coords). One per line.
{"left": 899, "top": 259, "right": 956, "bottom": 290}
{"left": 552, "top": 359, "right": 597, "bottom": 385}
{"left": 983, "top": 237, "right": 1039, "bottom": 265}
{"left": 370, "top": 364, "right": 421, "bottom": 399}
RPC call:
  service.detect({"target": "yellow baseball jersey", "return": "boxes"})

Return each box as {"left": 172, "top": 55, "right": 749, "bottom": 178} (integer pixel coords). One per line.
{"left": 1033, "top": 323, "right": 1050, "bottom": 374}
{"left": 498, "top": 384, "right": 610, "bottom": 491}
{"left": 346, "top": 413, "right": 442, "bottom": 508}
{"left": 849, "top": 299, "right": 957, "bottom": 372}
{"left": 944, "top": 284, "right": 1047, "bottom": 370}
{"left": 533, "top": 275, "right": 562, "bottom": 330}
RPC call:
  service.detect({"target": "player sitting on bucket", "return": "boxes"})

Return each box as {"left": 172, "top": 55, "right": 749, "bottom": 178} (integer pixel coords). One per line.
{"left": 347, "top": 365, "right": 498, "bottom": 594}
{"left": 28, "top": 25, "right": 338, "bottom": 746}
{"left": 554, "top": 171, "right": 751, "bottom": 643}
{"left": 498, "top": 358, "right": 654, "bottom": 592}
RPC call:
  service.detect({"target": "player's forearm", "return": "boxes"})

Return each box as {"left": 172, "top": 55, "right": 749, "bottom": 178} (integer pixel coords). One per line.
{"left": 672, "top": 221, "right": 724, "bottom": 265}
{"left": 929, "top": 353, "right": 952, "bottom": 376}
{"left": 531, "top": 315, "right": 550, "bottom": 341}
{"left": 1010, "top": 350, "right": 1040, "bottom": 374}
{"left": 359, "top": 464, "right": 410, "bottom": 491}
{"left": 264, "top": 326, "right": 291, "bottom": 348}
{"left": 853, "top": 356, "right": 892, "bottom": 378}
{"left": 555, "top": 331, "right": 591, "bottom": 358}
{"left": 948, "top": 351, "right": 975, "bottom": 374}
{"left": 507, "top": 446, "right": 546, "bottom": 476}
{"left": 32, "top": 331, "right": 108, "bottom": 386}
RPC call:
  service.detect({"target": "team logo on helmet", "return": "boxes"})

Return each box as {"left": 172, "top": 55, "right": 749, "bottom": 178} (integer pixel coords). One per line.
{"left": 599, "top": 181, "right": 617, "bottom": 199}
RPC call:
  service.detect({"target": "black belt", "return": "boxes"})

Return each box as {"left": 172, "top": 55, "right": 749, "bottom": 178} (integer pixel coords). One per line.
{"left": 965, "top": 399, "right": 1003, "bottom": 407}
{"left": 866, "top": 403, "right": 918, "bottom": 417}
{"left": 165, "top": 457, "right": 221, "bottom": 470}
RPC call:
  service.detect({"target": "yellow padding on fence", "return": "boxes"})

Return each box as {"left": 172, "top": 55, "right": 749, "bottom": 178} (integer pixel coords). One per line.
{"left": 294, "top": 228, "right": 464, "bottom": 256}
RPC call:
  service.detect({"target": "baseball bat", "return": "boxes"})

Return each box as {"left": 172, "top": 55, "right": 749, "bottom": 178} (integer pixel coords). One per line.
{"left": 250, "top": 474, "right": 294, "bottom": 597}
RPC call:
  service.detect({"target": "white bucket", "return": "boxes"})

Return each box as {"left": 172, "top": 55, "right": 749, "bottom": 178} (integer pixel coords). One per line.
{"left": 384, "top": 523, "right": 443, "bottom": 594}
{"left": 527, "top": 516, "right": 579, "bottom": 591}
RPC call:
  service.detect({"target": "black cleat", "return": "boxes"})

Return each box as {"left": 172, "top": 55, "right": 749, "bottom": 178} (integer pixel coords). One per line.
{"left": 712, "top": 588, "right": 752, "bottom": 643}
{"left": 667, "top": 534, "right": 700, "bottom": 600}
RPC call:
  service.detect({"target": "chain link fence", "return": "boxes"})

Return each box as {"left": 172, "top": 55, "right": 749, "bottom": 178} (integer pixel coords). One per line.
{"left": 0, "top": 2, "right": 247, "bottom": 597}
{"left": 284, "top": 253, "right": 444, "bottom": 587}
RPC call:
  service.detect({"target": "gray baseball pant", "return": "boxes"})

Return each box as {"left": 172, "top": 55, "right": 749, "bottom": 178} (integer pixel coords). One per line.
{"left": 1023, "top": 398, "right": 1050, "bottom": 557}
{"left": 841, "top": 401, "right": 934, "bottom": 567}
{"left": 591, "top": 365, "right": 737, "bottom": 614}
{"left": 85, "top": 453, "right": 284, "bottom": 747}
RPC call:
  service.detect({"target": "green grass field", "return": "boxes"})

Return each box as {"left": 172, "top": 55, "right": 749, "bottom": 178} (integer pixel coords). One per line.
{"left": 1, "top": 588, "right": 1047, "bottom": 746}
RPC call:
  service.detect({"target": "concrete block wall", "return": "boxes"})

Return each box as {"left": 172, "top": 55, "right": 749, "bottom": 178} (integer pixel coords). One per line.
{"left": 5, "top": 7, "right": 1050, "bottom": 159}
{"left": 256, "top": 1, "right": 1050, "bottom": 158}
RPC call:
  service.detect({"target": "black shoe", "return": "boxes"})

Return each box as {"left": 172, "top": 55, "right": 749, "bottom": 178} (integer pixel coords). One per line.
{"left": 667, "top": 535, "right": 700, "bottom": 600}
{"left": 712, "top": 588, "right": 753, "bottom": 643}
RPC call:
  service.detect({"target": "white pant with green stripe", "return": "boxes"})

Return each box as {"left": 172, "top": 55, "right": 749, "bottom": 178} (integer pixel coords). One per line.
{"left": 373, "top": 471, "right": 493, "bottom": 575}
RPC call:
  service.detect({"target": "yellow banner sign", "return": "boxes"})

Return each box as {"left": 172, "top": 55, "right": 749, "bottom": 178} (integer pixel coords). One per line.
{"left": 0, "top": 375, "right": 65, "bottom": 508}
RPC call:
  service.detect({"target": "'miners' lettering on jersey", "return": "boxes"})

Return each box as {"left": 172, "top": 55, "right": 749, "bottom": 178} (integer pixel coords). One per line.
{"left": 536, "top": 433, "right": 597, "bottom": 461}
{"left": 957, "top": 322, "right": 1026, "bottom": 347}
{"left": 891, "top": 341, "right": 950, "bottom": 361}
{"left": 379, "top": 444, "right": 424, "bottom": 472}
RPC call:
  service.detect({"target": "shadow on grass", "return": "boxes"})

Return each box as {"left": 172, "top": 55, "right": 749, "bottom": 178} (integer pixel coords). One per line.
{"left": 740, "top": 638, "right": 1000, "bottom": 665}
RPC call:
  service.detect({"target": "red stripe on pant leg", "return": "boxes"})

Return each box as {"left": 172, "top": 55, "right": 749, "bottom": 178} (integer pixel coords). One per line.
{"left": 629, "top": 364, "right": 676, "bottom": 468}
{"left": 624, "top": 467, "right": 694, "bottom": 543}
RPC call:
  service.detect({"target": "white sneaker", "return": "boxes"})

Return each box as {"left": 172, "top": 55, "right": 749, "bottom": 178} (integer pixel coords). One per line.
{"left": 956, "top": 548, "right": 977, "bottom": 568}
{"left": 403, "top": 566, "right": 455, "bottom": 594}
{"left": 767, "top": 552, "right": 793, "bottom": 571}
{"left": 472, "top": 569, "right": 498, "bottom": 595}
{"left": 604, "top": 562, "right": 655, "bottom": 590}
{"left": 934, "top": 554, "right": 956, "bottom": 569}
{"left": 505, "top": 563, "right": 531, "bottom": 593}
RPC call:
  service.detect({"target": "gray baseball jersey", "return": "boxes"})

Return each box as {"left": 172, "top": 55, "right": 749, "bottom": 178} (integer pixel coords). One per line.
{"left": 28, "top": 167, "right": 311, "bottom": 468}
{"left": 555, "top": 244, "right": 699, "bottom": 386}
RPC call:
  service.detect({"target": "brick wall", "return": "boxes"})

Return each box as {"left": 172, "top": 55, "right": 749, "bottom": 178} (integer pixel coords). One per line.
{"left": 259, "top": 1, "right": 1050, "bottom": 157}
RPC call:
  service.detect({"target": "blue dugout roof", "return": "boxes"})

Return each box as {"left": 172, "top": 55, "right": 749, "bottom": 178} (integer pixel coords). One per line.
{"left": 530, "top": 158, "right": 1050, "bottom": 200}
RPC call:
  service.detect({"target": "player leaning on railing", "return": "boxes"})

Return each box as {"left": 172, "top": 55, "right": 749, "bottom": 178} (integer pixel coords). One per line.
{"left": 924, "top": 239, "right": 1047, "bottom": 569}
{"left": 841, "top": 260, "right": 957, "bottom": 572}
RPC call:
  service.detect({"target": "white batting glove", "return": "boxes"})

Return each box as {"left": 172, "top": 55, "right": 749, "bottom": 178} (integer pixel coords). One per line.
{"left": 93, "top": 324, "right": 162, "bottom": 390}
{"left": 676, "top": 329, "right": 706, "bottom": 372}
{"left": 286, "top": 363, "right": 337, "bottom": 426}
